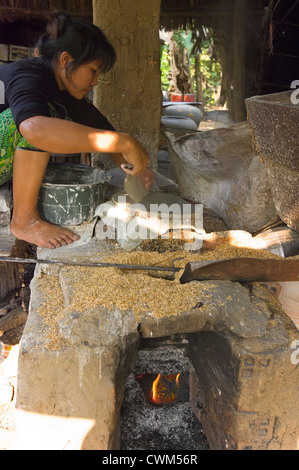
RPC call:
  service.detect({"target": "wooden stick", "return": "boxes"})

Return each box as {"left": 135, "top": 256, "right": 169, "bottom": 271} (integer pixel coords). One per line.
{"left": 0, "top": 256, "right": 181, "bottom": 273}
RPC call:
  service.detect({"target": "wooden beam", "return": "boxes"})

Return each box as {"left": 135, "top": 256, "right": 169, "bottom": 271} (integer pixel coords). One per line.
{"left": 160, "top": 9, "right": 231, "bottom": 18}
{"left": 0, "top": 6, "right": 92, "bottom": 17}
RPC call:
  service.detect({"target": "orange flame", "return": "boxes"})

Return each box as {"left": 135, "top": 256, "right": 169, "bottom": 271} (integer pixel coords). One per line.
{"left": 150, "top": 373, "right": 181, "bottom": 405}
{"left": 152, "top": 374, "right": 161, "bottom": 403}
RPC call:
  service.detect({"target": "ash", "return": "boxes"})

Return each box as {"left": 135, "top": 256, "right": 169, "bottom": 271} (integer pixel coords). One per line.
{"left": 120, "top": 373, "right": 209, "bottom": 451}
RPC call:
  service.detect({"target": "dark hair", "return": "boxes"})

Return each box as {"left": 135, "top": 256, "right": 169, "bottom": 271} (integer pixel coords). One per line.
{"left": 36, "top": 11, "right": 116, "bottom": 75}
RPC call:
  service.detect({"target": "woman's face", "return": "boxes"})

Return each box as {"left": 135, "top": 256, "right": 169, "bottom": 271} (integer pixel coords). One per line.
{"left": 56, "top": 53, "right": 103, "bottom": 99}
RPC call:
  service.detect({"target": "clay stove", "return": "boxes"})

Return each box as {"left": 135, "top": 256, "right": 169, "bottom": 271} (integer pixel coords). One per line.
{"left": 14, "top": 239, "right": 299, "bottom": 450}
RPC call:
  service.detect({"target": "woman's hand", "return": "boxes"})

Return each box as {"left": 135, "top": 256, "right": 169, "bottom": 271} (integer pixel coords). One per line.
{"left": 121, "top": 136, "right": 150, "bottom": 175}
{"left": 117, "top": 135, "right": 154, "bottom": 189}
{"left": 121, "top": 165, "right": 155, "bottom": 191}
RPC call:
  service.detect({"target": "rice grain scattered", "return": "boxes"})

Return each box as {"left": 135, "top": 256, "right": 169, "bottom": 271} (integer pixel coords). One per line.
{"left": 59, "top": 243, "right": 283, "bottom": 322}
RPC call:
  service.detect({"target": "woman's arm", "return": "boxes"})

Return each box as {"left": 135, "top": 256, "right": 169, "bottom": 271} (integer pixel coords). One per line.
{"left": 20, "top": 116, "right": 149, "bottom": 175}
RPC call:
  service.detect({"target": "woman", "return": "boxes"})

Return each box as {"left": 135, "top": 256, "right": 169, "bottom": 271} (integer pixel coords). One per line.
{"left": 0, "top": 12, "right": 154, "bottom": 249}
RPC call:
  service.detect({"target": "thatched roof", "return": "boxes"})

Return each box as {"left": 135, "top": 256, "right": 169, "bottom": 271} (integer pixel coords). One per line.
{"left": 0, "top": 0, "right": 92, "bottom": 23}
{"left": 161, "top": 0, "right": 230, "bottom": 30}
{"left": 160, "top": 0, "right": 271, "bottom": 31}
{"left": 0, "top": 0, "right": 271, "bottom": 29}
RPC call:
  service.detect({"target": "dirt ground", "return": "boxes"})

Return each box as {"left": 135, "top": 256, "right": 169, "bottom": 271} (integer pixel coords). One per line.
{"left": 200, "top": 109, "right": 231, "bottom": 130}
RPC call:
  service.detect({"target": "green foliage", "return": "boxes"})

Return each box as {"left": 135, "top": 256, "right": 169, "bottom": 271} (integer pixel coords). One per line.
{"left": 160, "top": 44, "right": 170, "bottom": 91}
{"left": 174, "top": 30, "right": 194, "bottom": 57}
{"left": 198, "top": 40, "right": 222, "bottom": 107}
{"left": 160, "top": 29, "right": 222, "bottom": 108}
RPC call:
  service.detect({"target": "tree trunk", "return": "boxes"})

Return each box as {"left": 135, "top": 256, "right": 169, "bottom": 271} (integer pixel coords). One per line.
{"left": 167, "top": 32, "right": 181, "bottom": 95}
{"left": 229, "top": 0, "right": 247, "bottom": 122}
{"left": 92, "top": 0, "right": 162, "bottom": 169}
{"left": 195, "top": 55, "right": 203, "bottom": 103}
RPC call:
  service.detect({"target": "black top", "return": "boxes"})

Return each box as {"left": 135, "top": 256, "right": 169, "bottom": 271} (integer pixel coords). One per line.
{"left": 0, "top": 57, "right": 115, "bottom": 132}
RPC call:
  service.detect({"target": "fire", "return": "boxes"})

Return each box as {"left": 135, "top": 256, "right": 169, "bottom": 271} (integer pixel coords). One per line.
{"left": 151, "top": 374, "right": 161, "bottom": 403}
{"left": 150, "top": 373, "right": 181, "bottom": 405}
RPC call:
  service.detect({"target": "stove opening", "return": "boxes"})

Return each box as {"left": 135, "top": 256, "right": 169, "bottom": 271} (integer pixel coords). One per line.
{"left": 120, "top": 336, "right": 209, "bottom": 451}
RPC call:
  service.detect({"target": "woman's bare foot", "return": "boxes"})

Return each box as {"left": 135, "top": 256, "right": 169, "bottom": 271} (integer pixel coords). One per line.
{"left": 10, "top": 213, "right": 80, "bottom": 249}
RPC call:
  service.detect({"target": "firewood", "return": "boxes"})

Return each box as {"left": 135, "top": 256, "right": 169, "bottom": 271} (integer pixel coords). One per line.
{"left": 0, "top": 306, "right": 28, "bottom": 337}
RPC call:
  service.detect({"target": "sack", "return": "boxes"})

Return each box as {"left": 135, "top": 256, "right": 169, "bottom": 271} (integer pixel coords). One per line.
{"left": 278, "top": 282, "right": 299, "bottom": 330}
{"left": 164, "top": 122, "right": 277, "bottom": 232}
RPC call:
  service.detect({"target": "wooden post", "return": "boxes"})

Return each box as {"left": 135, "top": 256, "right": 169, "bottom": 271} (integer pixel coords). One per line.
{"left": 92, "top": 0, "right": 162, "bottom": 169}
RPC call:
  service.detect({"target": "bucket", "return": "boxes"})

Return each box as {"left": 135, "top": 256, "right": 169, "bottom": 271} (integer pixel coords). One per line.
{"left": 278, "top": 282, "right": 299, "bottom": 330}
{"left": 171, "top": 94, "right": 196, "bottom": 103}
{"left": 38, "top": 163, "right": 111, "bottom": 226}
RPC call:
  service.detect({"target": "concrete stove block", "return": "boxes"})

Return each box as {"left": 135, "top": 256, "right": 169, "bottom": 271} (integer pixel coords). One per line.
{"left": 14, "top": 240, "right": 299, "bottom": 450}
